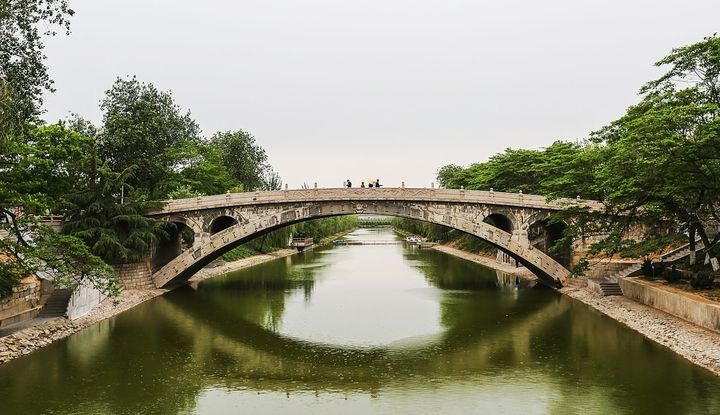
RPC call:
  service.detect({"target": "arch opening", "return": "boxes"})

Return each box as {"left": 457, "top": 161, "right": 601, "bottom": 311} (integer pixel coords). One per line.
{"left": 210, "top": 215, "right": 239, "bottom": 235}
{"left": 483, "top": 213, "right": 513, "bottom": 233}
{"left": 528, "top": 219, "right": 570, "bottom": 267}
{"left": 153, "top": 221, "right": 196, "bottom": 272}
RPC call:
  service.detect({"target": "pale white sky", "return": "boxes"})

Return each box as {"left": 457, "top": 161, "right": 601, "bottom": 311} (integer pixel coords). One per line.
{"left": 41, "top": 0, "right": 720, "bottom": 189}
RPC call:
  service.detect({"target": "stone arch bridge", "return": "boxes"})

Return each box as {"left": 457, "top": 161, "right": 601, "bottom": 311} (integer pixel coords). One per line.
{"left": 147, "top": 188, "right": 598, "bottom": 289}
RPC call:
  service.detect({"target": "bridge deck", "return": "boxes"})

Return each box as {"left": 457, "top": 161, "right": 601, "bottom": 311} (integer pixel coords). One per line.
{"left": 149, "top": 188, "right": 601, "bottom": 216}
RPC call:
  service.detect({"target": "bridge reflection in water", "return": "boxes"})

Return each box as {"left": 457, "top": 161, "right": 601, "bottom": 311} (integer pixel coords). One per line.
{"left": 0, "top": 229, "right": 719, "bottom": 415}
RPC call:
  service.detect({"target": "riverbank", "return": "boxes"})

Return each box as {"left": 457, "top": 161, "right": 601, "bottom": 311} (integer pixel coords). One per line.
{"left": 0, "top": 248, "right": 299, "bottom": 366}
{"left": 432, "top": 245, "right": 537, "bottom": 280}
{"left": 431, "top": 243, "right": 720, "bottom": 376}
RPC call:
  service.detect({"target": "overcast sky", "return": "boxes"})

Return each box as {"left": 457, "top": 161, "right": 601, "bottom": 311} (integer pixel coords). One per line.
{"left": 41, "top": 0, "right": 720, "bottom": 189}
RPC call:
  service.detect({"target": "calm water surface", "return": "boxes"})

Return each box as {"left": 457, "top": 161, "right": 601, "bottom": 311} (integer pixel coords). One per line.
{"left": 1, "top": 228, "right": 719, "bottom": 414}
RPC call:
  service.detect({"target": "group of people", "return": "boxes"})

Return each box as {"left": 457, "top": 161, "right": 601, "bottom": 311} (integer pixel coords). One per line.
{"left": 345, "top": 179, "right": 381, "bottom": 188}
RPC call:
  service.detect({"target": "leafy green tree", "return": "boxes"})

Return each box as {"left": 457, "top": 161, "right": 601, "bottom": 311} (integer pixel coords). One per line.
{"left": 98, "top": 77, "right": 201, "bottom": 199}
{"left": 0, "top": 0, "right": 73, "bottom": 120}
{"left": 210, "top": 130, "right": 270, "bottom": 191}
{"left": 61, "top": 164, "right": 172, "bottom": 264}
{"left": 178, "top": 141, "right": 241, "bottom": 196}
{"left": 436, "top": 164, "right": 463, "bottom": 188}
{"left": 589, "top": 35, "right": 720, "bottom": 270}
{"left": 0, "top": 123, "right": 120, "bottom": 297}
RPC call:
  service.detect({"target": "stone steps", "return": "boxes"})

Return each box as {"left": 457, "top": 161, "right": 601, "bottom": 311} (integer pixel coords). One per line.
{"left": 38, "top": 289, "right": 70, "bottom": 318}
{"left": 605, "top": 240, "right": 706, "bottom": 282}
{"left": 607, "top": 263, "right": 642, "bottom": 282}
{"left": 598, "top": 281, "right": 623, "bottom": 296}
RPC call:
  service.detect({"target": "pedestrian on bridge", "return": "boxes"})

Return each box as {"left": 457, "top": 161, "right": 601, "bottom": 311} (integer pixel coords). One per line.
{"left": 375, "top": 179, "right": 381, "bottom": 188}
{"left": 346, "top": 179, "right": 352, "bottom": 188}
{"left": 360, "top": 182, "right": 365, "bottom": 188}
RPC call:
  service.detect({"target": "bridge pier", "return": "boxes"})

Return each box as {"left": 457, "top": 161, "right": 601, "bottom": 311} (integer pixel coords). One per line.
{"left": 114, "top": 262, "right": 156, "bottom": 290}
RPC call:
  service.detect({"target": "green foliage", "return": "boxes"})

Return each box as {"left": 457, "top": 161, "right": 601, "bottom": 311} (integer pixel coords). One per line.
{"left": 210, "top": 130, "right": 271, "bottom": 191}
{"left": 436, "top": 142, "right": 601, "bottom": 199}
{"left": 570, "top": 257, "right": 590, "bottom": 278}
{"left": 392, "top": 217, "right": 496, "bottom": 253}
{"left": 0, "top": 0, "right": 73, "bottom": 120}
{"left": 0, "top": 218, "right": 119, "bottom": 298}
{"left": 221, "top": 246, "right": 258, "bottom": 262}
{"left": 221, "top": 216, "right": 358, "bottom": 262}
{"left": 61, "top": 164, "right": 171, "bottom": 264}
{"left": 437, "top": 35, "right": 720, "bottom": 266}
{"left": 98, "top": 77, "right": 201, "bottom": 199}
{"left": 293, "top": 216, "right": 358, "bottom": 241}
{"left": 618, "top": 233, "right": 684, "bottom": 259}
{"left": 690, "top": 272, "right": 715, "bottom": 290}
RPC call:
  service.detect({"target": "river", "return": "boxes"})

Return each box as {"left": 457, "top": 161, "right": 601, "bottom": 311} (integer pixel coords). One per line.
{"left": 1, "top": 228, "right": 719, "bottom": 414}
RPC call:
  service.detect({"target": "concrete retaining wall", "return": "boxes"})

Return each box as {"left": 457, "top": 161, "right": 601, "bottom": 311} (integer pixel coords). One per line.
{"left": 620, "top": 277, "right": 720, "bottom": 333}
{"left": 114, "top": 262, "right": 155, "bottom": 290}
{"left": 0, "top": 277, "right": 42, "bottom": 328}
{"left": 66, "top": 282, "right": 106, "bottom": 320}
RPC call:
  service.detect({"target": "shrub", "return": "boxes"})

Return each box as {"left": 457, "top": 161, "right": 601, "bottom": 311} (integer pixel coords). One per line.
{"left": 640, "top": 259, "right": 653, "bottom": 278}
{"left": 654, "top": 261, "right": 667, "bottom": 278}
{"left": 690, "top": 272, "right": 715, "bottom": 290}
{"left": 663, "top": 266, "right": 682, "bottom": 283}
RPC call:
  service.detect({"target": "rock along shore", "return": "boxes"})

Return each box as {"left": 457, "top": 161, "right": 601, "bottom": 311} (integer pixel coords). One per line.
{"left": 0, "top": 249, "right": 297, "bottom": 366}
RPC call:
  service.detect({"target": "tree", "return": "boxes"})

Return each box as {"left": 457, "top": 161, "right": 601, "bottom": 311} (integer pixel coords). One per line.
{"left": 436, "top": 164, "right": 463, "bottom": 188}
{"left": 0, "top": 0, "right": 74, "bottom": 120}
{"left": 177, "top": 141, "right": 241, "bottom": 196}
{"left": 61, "top": 163, "right": 172, "bottom": 264}
{"left": 98, "top": 77, "right": 201, "bottom": 199}
{"left": 262, "top": 168, "right": 283, "bottom": 191}
{"left": 0, "top": 123, "right": 120, "bottom": 298}
{"left": 590, "top": 35, "right": 720, "bottom": 270}
{"left": 210, "top": 130, "right": 270, "bottom": 191}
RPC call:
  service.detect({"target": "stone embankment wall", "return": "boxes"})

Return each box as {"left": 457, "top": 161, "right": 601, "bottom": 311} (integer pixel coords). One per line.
{"left": 620, "top": 277, "right": 720, "bottom": 333}
{"left": 584, "top": 260, "right": 637, "bottom": 280}
{"left": 114, "top": 262, "right": 155, "bottom": 290}
{"left": 0, "top": 277, "right": 42, "bottom": 329}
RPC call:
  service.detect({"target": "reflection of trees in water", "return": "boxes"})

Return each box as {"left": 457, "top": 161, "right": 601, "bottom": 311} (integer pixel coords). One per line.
{"left": 151, "top": 291, "right": 720, "bottom": 415}
{"left": 193, "top": 251, "right": 327, "bottom": 331}
{"left": 402, "top": 248, "right": 499, "bottom": 290}
{"left": 2, "top": 246, "right": 720, "bottom": 415}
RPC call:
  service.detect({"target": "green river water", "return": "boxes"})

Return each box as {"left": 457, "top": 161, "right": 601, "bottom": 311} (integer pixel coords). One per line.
{"left": 1, "top": 228, "right": 719, "bottom": 414}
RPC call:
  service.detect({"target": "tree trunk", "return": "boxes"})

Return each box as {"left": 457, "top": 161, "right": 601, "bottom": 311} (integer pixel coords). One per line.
{"left": 696, "top": 225, "right": 720, "bottom": 272}
{"left": 689, "top": 225, "right": 697, "bottom": 265}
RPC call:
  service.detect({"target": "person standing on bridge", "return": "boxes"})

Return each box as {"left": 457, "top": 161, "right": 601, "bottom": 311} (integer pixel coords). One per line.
{"left": 375, "top": 179, "right": 381, "bottom": 188}
{"left": 346, "top": 179, "right": 352, "bottom": 188}
{"left": 360, "top": 182, "right": 365, "bottom": 188}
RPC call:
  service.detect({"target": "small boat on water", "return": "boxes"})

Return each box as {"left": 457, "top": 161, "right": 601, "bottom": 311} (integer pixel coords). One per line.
{"left": 405, "top": 235, "right": 422, "bottom": 245}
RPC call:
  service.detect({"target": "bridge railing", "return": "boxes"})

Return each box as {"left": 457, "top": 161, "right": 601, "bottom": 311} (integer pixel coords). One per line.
{"left": 149, "top": 187, "right": 602, "bottom": 215}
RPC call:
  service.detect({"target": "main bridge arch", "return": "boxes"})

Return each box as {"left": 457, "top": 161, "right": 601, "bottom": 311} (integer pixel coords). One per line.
{"left": 149, "top": 188, "right": 590, "bottom": 289}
